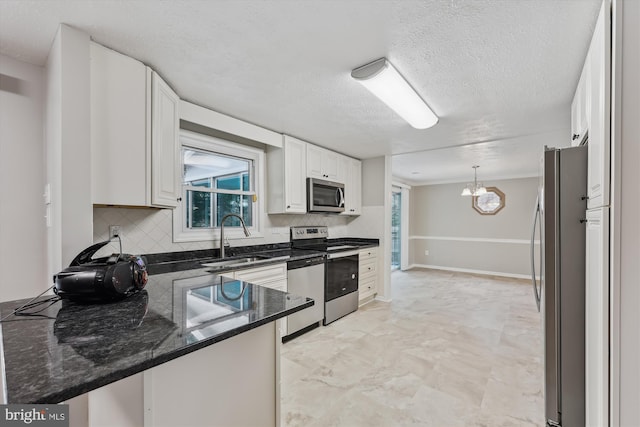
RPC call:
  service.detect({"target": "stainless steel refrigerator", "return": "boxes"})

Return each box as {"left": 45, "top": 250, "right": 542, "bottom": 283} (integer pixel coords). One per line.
{"left": 531, "top": 145, "right": 587, "bottom": 427}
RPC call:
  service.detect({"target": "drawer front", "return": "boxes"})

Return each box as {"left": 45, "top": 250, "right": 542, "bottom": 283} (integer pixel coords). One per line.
{"left": 359, "top": 259, "right": 377, "bottom": 276}
{"left": 233, "top": 263, "right": 287, "bottom": 284}
{"left": 359, "top": 277, "right": 376, "bottom": 294}
{"left": 359, "top": 277, "right": 377, "bottom": 302}
{"left": 359, "top": 248, "right": 378, "bottom": 261}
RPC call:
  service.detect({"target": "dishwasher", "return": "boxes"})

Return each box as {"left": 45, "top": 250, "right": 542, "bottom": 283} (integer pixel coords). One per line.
{"left": 285, "top": 256, "right": 325, "bottom": 341}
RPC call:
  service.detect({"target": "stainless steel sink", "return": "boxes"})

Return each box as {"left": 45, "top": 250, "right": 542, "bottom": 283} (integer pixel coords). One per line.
{"left": 200, "top": 254, "right": 290, "bottom": 270}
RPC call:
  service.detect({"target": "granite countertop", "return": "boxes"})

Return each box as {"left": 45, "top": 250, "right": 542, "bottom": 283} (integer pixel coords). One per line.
{"left": 145, "top": 239, "right": 378, "bottom": 275}
{"left": 327, "top": 238, "right": 379, "bottom": 250}
{"left": 0, "top": 269, "right": 312, "bottom": 404}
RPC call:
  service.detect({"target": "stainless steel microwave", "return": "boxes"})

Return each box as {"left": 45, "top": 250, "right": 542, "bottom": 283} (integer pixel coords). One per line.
{"left": 307, "top": 178, "right": 345, "bottom": 213}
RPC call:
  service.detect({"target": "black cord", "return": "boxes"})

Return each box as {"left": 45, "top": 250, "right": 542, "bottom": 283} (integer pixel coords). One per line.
{"left": 116, "top": 234, "right": 123, "bottom": 259}
{"left": 0, "top": 286, "right": 61, "bottom": 322}
{"left": 11, "top": 297, "right": 61, "bottom": 320}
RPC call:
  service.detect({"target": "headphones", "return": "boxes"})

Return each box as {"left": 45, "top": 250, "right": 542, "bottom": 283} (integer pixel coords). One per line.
{"left": 53, "top": 238, "right": 148, "bottom": 302}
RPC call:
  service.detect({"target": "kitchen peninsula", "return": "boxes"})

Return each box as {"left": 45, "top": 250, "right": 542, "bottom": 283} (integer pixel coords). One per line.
{"left": 0, "top": 265, "right": 312, "bottom": 427}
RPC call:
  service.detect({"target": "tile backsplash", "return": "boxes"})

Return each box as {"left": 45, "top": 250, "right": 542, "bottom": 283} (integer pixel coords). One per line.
{"left": 93, "top": 206, "right": 354, "bottom": 256}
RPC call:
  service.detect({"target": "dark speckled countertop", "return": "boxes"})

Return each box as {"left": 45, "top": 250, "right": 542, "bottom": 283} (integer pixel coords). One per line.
{"left": 0, "top": 268, "right": 312, "bottom": 404}
{"left": 0, "top": 238, "right": 379, "bottom": 404}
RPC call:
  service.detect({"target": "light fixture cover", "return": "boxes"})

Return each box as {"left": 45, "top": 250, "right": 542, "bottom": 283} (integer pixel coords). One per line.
{"left": 351, "top": 58, "right": 438, "bottom": 129}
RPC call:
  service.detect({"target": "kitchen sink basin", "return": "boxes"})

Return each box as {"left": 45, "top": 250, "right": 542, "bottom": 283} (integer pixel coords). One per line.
{"left": 201, "top": 254, "right": 290, "bottom": 270}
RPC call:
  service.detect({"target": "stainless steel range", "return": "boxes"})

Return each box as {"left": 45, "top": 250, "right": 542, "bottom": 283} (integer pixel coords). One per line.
{"left": 290, "top": 226, "right": 359, "bottom": 325}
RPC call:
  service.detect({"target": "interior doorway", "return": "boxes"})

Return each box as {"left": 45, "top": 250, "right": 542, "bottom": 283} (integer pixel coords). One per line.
{"left": 391, "top": 189, "right": 401, "bottom": 269}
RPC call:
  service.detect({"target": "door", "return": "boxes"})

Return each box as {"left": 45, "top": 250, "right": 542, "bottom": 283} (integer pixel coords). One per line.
{"left": 391, "top": 190, "right": 401, "bottom": 269}
{"left": 585, "top": 207, "right": 609, "bottom": 427}
{"left": 284, "top": 136, "right": 306, "bottom": 213}
{"left": 151, "top": 72, "right": 180, "bottom": 207}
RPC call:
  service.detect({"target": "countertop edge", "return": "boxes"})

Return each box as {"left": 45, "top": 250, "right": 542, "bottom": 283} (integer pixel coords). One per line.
{"left": 19, "top": 297, "right": 314, "bottom": 404}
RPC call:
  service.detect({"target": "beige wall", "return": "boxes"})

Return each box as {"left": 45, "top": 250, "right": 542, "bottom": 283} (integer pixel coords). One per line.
{"left": 0, "top": 54, "right": 47, "bottom": 301}
{"left": 361, "top": 157, "right": 385, "bottom": 206}
{"left": 409, "top": 177, "right": 539, "bottom": 278}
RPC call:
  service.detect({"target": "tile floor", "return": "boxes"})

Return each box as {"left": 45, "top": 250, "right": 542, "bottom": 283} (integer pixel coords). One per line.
{"left": 281, "top": 268, "right": 544, "bottom": 426}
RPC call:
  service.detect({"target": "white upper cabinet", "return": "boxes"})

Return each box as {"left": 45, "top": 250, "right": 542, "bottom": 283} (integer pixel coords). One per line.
{"left": 90, "top": 42, "right": 150, "bottom": 206}
{"left": 586, "top": 2, "right": 610, "bottom": 209}
{"left": 306, "top": 144, "right": 340, "bottom": 182}
{"left": 266, "top": 135, "right": 307, "bottom": 214}
{"left": 151, "top": 72, "right": 181, "bottom": 208}
{"left": 90, "top": 43, "right": 180, "bottom": 208}
{"left": 341, "top": 157, "right": 362, "bottom": 216}
{"left": 571, "top": 56, "right": 590, "bottom": 147}
{"left": 571, "top": 1, "right": 610, "bottom": 208}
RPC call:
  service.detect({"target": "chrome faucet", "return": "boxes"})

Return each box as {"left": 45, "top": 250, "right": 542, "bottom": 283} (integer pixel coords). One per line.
{"left": 219, "top": 213, "right": 250, "bottom": 258}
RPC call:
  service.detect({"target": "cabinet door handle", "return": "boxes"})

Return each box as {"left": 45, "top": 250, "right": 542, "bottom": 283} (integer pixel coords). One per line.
{"left": 572, "top": 133, "right": 580, "bottom": 141}
{"left": 287, "top": 205, "right": 291, "bottom": 209}
{"left": 177, "top": 197, "right": 182, "bottom": 202}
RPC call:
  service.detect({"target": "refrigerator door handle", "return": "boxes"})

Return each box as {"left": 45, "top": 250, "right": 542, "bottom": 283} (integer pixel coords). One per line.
{"left": 531, "top": 195, "right": 541, "bottom": 312}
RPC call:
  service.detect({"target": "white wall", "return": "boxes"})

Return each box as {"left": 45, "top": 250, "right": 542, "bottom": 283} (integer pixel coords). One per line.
{"left": 408, "top": 177, "right": 539, "bottom": 278}
{"left": 44, "top": 24, "right": 93, "bottom": 426}
{"left": 45, "top": 25, "right": 94, "bottom": 277}
{"left": 0, "top": 54, "right": 47, "bottom": 301}
{"left": 612, "top": 0, "right": 640, "bottom": 424}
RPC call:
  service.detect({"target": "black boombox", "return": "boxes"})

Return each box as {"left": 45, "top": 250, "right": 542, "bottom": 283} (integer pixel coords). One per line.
{"left": 53, "top": 239, "right": 148, "bottom": 302}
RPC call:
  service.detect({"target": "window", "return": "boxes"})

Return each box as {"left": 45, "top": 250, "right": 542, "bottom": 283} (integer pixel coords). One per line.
{"left": 173, "top": 131, "right": 263, "bottom": 242}
{"left": 472, "top": 187, "right": 505, "bottom": 215}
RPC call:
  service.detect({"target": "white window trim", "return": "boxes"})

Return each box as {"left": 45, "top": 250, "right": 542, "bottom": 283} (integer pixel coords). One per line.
{"left": 173, "top": 130, "right": 264, "bottom": 243}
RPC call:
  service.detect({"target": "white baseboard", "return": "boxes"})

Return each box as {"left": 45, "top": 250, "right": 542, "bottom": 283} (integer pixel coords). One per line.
{"left": 374, "top": 295, "right": 392, "bottom": 303}
{"left": 406, "top": 264, "right": 537, "bottom": 281}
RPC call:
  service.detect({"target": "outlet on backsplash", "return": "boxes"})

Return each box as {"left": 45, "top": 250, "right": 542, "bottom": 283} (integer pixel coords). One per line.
{"left": 109, "top": 225, "right": 122, "bottom": 239}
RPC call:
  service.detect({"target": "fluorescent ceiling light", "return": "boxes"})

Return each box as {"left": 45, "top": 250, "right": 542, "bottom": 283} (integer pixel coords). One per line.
{"left": 351, "top": 58, "right": 438, "bottom": 129}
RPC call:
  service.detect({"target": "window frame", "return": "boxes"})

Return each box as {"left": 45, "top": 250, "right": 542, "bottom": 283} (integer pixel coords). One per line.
{"left": 472, "top": 186, "right": 506, "bottom": 215}
{"left": 173, "top": 130, "right": 264, "bottom": 243}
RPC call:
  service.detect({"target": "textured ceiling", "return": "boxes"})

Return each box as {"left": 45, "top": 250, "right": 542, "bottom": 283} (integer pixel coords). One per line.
{"left": 0, "top": 0, "right": 601, "bottom": 183}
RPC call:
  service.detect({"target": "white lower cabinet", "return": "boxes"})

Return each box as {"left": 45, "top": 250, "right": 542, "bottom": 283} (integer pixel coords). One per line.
{"left": 230, "top": 263, "right": 288, "bottom": 291}
{"left": 585, "top": 207, "right": 609, "bottom": 427}
{"left": 143, "top": 323, "right": 279, "bottom": 427}
{"left": 358, "top": 247, "right": 378, "bottom": 303}
{"left": 84, "top": 322, "right": 280, "bottom": 427}
{"left": 228, "top": 263, "right": 288, "bottom": 336}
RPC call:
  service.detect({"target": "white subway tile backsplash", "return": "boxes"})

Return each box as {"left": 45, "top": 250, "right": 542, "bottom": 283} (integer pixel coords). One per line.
{"left": 93, "top": 207, "right": 354, "bottom": 257}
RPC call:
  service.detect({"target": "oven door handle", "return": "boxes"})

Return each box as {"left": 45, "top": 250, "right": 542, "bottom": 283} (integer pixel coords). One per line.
{"left": 327, "top": 250, "right": 360, "bottom": 259}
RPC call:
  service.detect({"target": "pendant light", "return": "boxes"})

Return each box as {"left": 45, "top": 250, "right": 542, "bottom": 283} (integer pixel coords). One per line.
{"left": 461, "top": 166, "right": 487, "bottom": 196}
